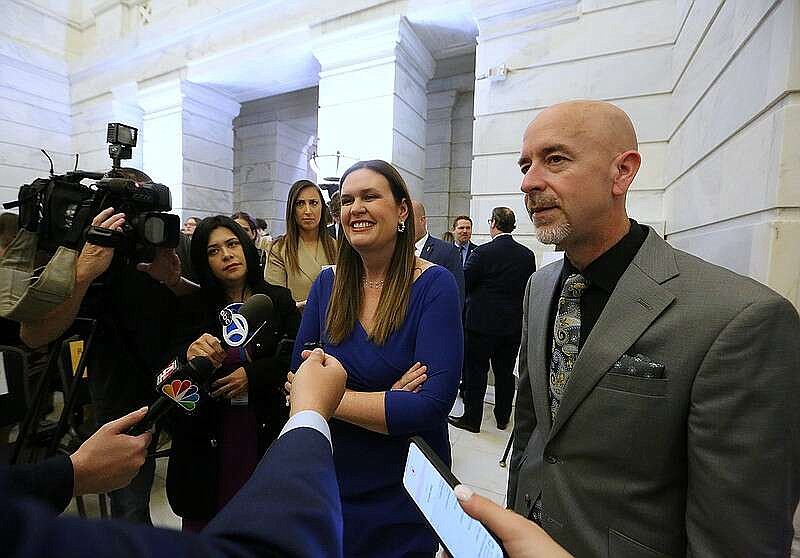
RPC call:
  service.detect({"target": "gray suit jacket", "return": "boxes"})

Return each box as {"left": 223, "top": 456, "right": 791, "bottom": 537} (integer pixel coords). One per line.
{"left": 508, "top": 229, "right": 800, "bottom": 557}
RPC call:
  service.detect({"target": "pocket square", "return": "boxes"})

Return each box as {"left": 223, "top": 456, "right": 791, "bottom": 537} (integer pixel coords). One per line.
{"left": 611, "top": 353, "right": 665, "bottom": 379}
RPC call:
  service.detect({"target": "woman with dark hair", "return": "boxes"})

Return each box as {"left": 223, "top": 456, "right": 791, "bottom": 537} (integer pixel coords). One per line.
{"left": 167, "top": 215, "right": 300, "bottom": 532}
{"left": 266, "top": 180, "right": 337, "bottom": 309}
{"left": 288, "top": 160, "right": 463, "bottom": 556}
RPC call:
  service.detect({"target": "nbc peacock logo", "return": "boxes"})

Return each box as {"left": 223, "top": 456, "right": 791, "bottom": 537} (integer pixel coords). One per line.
{"left": 162, "top": 379, "right": 200, "bottom": 412}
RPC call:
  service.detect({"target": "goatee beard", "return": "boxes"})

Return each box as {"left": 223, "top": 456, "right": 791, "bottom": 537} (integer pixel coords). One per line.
{"left": 535, "top": 222, "right": 572, "bottom": 245}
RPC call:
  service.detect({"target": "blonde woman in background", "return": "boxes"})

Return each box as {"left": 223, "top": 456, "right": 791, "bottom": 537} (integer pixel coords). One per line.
{"left": 266, "top": 180, "right": 337, "bottom": 309}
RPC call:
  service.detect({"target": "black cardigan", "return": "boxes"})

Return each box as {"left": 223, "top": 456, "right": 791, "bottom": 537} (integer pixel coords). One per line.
{"left": 165, "top": 280, "right": 300, "bottom": 520}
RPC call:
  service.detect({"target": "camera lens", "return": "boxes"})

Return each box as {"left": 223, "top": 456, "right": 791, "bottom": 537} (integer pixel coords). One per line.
{"left": 143, "top": 215, "right": 166, "bottom": 243}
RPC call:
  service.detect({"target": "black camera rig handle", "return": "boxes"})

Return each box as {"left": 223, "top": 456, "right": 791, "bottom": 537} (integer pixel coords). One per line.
{"left": 85, "top": 225, "right": 129, "bottom": 249}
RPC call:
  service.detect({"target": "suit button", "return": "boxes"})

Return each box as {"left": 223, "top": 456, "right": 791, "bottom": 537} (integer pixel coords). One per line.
{"left": 544, "top": 454, "right": 558, "bottom": 464}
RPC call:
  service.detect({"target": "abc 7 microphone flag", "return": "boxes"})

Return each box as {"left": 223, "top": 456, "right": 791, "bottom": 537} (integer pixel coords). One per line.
{"left": 220, "top": 302, "right": 249, "bottom": 347}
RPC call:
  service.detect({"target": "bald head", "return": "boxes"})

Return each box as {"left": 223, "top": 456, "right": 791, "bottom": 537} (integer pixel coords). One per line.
{"left": 528, "top": 100, "right": 638, "bottom": 159}
{"left": 411, "top": 200, "right": 427, "bottom": 242}
{"left": 518, "top": 100, "right": 642, "bottom": 266}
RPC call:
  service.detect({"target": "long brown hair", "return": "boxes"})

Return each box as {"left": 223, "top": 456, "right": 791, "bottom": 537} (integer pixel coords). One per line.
{"left": 272, "top": 180, "right": 336, "bottom": 274}
{"left": 326, "top": 160, "right": 416, "bottom": 345}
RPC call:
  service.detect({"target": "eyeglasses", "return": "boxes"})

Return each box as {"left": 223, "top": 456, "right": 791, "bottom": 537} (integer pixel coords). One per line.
{"left": 487, "top": 218, "right": 494, "bottom": 225}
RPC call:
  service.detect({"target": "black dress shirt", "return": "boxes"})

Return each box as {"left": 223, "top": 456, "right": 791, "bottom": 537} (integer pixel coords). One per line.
{"left": 549, "top": 220, "right": 648, "bottom": 352}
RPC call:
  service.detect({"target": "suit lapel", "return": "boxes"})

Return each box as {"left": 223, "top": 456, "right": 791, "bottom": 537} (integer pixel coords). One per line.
{"left": 422, "top": 236, "right": 434, "bottom": 259}
{"left": 528, "top": 262, "right": 562, "bottom": 433}
{"left": 548, "top": 231, "right": 679, "bottom": 440}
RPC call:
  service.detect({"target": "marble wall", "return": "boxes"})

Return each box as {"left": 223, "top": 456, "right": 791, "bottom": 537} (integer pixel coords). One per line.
{"left": 0, "top": 1, "right": 73, "bottom": 207}
{"left": 663, "top": 0, "right": 800, "bottom": 307}
{"left": 1, "top": 0, "right": 797, "bottom": 306}
{"left": 136, "top": 77, "right": 240, "bottom": 221}
{"left": 313, "top": 15, "right": 434, "bottom": 199}
{"left": 424, "top": 53, "right": 475, "bottom": 238}
{"left": 470, "top": 0, "right": 798, "bottom": 307}
{"left": 471, "top": 0, "right": 674, "bottom": 247}
{"left": 234, "top": 88, "right": 318, "bottom": 236}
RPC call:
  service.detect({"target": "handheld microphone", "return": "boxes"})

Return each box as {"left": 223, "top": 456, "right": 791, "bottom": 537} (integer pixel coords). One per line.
{"left": 127, "top": 293, "right": 275, "bottom": 435}
{"left": 219, "top": 293, "right": 274, "bottom": 348}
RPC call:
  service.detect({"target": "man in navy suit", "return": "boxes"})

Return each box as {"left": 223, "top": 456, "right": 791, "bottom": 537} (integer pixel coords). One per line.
{"left": 412, "top": 200, "right": 465, "bottom": 307}
{"left": 1, "top": 348, "right": 346, "bottom": 558}
{"left": 450, "top": 207, "right": 536, "bottom": 433}
{"left": 452, "top": 215, "right": 477, "bottom": 268}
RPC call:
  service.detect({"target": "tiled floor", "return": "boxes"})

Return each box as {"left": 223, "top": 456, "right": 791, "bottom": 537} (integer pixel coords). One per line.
{"left": 448, "top": 398, "right": 511, "bottom": 507}
{"left": 66, "top": 396, "right": 512, "bottom": 531}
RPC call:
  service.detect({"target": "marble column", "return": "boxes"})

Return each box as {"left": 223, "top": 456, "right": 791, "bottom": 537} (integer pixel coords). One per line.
{"left": 234, "top": 88, "right": 319, "bottom": 236}
{"left": 312, "top": 15, "right": 434, "bottom": 198}
{"left": 137, "top": 77, "right": 241, "bottom": 221}
{"left": 424, "top": 53, "right": 475, "bottom": 238}
{"left": 72, "top": 83, "right": 145, "bottom": 173}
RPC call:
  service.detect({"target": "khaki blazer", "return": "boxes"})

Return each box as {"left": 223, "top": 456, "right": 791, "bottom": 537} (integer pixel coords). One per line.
{"left": 265, "top": 236, "right": 335, "bottom": 303}
{"left": 508, "top": 228, "right": 800, "bottom": 557}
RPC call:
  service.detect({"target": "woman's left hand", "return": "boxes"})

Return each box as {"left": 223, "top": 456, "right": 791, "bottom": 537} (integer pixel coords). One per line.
{"left": 391, "top": 362, "right": 428, "bottom": 392}
{"left": 211, "top": 367, "right": 249, "bottom": 399}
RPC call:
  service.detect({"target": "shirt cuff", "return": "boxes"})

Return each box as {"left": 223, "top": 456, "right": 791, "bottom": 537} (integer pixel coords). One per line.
{"left": 279, "top": 410, "right": 332, "bottom": 453}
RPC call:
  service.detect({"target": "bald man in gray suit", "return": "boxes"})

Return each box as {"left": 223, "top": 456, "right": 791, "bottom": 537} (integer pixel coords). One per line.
{"left": 508, "top": 100, "right": 800, "bottom": 556}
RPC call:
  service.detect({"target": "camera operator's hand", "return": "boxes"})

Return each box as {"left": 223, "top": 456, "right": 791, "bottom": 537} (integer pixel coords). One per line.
{"left": 285, "top": 348, "right": 347, "bottom": 421}
{"left": 136, "top": 247, "right": 181, "bottom": 286}
{"left": 69, "top": 407, "right": 152, "bottom": 496}
{"left": 76, "top": 207, "right": 125, "bottom": 285}
{"left": 211, "top": 367, "right": 248, "bottom": 399}
{"left": 20, "top": 207, "right": 125, "bottom": 349}
{"left": 187, "top": 333, "right": 227, "bottom": 368}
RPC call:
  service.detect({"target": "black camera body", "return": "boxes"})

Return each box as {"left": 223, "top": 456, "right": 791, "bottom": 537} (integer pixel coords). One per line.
{"left": 4, "top": 123, "right": 179, "bottom": 254}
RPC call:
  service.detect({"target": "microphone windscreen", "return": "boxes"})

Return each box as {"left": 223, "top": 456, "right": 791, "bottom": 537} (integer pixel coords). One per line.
{"left": 239, "top": 293, "right": 274, "bottom": 328}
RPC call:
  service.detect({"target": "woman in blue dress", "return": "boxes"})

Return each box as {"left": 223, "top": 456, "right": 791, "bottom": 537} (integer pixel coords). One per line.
{"left": 289, "top": 159, "right": 463, "bottom": 557}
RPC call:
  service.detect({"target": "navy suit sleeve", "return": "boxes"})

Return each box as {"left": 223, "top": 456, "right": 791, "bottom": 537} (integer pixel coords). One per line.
{"left": 384, "top": 269, "right": 463, "bottom": 435}
{"left": 1, "top": 427, "right": 342, "bottom": 558}
{"left": 7, "top": 454, "right": 74, "bottom": 513}
{"left": 206, "top": 427, "right": 343, "bottom": 557}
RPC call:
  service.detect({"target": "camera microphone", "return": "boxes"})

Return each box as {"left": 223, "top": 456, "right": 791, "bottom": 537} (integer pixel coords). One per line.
{"left": 127, "top": 293, "right": 275, "bottom": 436}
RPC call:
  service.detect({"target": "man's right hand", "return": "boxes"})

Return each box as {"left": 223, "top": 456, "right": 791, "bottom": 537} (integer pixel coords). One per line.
{"left": 286, "top": 348, "right": 347, "bottom": 420}
{"left": 69, "top": 407, "right": 152, "bottom": 496}
{"left": 75, "top": 207, "right": 125, "bottom": 285}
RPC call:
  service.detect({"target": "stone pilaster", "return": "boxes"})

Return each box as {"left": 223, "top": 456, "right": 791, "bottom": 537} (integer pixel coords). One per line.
{"left": 137, "top": 76, "right": 240, "bottom": 220}
{"left": 312, "top": 15, "right": 434, "bottom": 198}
